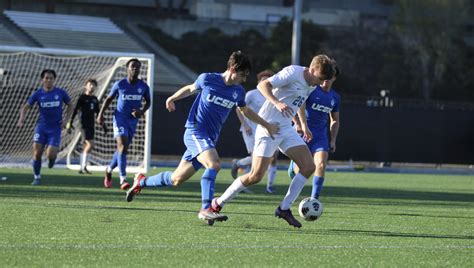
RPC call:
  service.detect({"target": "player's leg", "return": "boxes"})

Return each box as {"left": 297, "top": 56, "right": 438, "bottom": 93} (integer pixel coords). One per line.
{"left": 311, "top": 150, "right": 328, "bottom": 199}
{"left": 266, "top": 150, "right": 279, "bottom": 193}
{"left": 196, "top": 148, "right": 221, "bottom": 210}
{"left": 231, "top": 131, "right": 254, "bottom": 179}
{"left": 31, "top": 142, "right": 45, "bottom": 185}
{"left": 80, "top": 127, "right": 94, "bottom": 174}
{"left": 116, "top": 135, "right": 130, "bottom": 189}
{"left": 46, "top": 127, "right": 61, "bottom": 168}
{"left": 214, "top": 135, "right": 276, "bottom": 210}
{"left": 126, "top": 158, "right": 198, "bottom": 202}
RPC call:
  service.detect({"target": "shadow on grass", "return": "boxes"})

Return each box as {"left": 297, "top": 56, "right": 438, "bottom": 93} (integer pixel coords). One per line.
{"left": 1, "top": 172, "right": 472, "bottom": 206}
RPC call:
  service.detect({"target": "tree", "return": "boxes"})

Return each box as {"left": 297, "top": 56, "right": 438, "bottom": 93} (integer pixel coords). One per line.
{"left": 393, "top": 0, "right": 469, "bottom": 100}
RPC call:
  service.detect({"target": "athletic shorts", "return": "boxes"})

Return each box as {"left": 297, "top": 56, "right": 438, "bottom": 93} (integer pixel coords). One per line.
{"left": 33, "top": 125, "right": 61, "bottom": 147}
{"left": 182, "top": 128, "right": 217, "bottom": 170}
{"left": 82, "top": 127, "right": 95, "bottom": 140}
{"left": 307, "top": 131, "right": 329, "bottom": 153}
{"left": 113, "top": 115, "right": 138, "bottom": 140}
{"left": 254, "top": 124, "right": 306, "bottom": 158}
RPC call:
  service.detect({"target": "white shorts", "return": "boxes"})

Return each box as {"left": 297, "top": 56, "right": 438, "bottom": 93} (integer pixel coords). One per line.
{"left": 254, "top": 124, "right": 306, "bottom": 158}
{"left": 241, "top": 131, "right": 255, "bottom": 154}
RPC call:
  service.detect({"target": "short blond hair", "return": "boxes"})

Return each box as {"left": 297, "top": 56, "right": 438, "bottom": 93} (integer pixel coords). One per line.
{"left": 310, "top": 54, "right": 335, "bottom": 81}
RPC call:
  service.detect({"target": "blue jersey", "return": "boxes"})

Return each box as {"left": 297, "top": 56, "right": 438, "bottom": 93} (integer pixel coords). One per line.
{"left": 185, "top": 73, "right": 246, "bottom": 141}
{"left": 305, "top": 85, "right": 340, "bottom": 135}
{"left": 108, "top": 78, "right": 150, "bottom": 120}
{"left": 27, "top": 87, "right": 71, "bottom": 128}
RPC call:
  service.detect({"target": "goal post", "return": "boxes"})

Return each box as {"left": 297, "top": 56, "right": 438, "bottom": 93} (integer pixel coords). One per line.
{"left": 0, "top": 45, "right": 154, "bottom": 174}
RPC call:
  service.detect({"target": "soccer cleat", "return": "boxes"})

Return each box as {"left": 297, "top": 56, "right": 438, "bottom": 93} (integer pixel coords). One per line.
{"left": 31, "top": 179, "right": 41, "bottom": 186}
{"left": 198, "top": 208, "right": 228, "bottom": 222}
{"left": 275, "top": 206, "right": 302, "bottom": 228}
{"left": 287, "top": 161, "right": 296, "bottom": 179}
{"left": 125, "top": 173, "right": 146, "bottom": 202}
{"left": 83, "top": 167, "right": 92, "bottom": 174}
{"left": 48, "top": 158, "right": 55, "bottom": 168}
{"left": 78, "top": 170, "right": 84, "bottom": 174}
{"left": 266, "top": 186, "right": 275, "bottom": 194}
{"left": 120, "top": 181, "right": 131, "bottom": 191}
{"left": 230, "top": 159, "right": 239, "bottom": 179}
{"left": 104, "top": 170, "right": 112, "bottom": 188}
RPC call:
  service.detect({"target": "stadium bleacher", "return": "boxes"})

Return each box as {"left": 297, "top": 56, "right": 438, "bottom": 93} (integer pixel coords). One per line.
{"left": 0, "top": 23, "right": 23, "bottom": 46}
{"left": 2, "top": 10, "right": 194, "bottom": 92}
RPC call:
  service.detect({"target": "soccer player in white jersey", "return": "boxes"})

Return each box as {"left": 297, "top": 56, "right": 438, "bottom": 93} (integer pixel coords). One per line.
{"left": 289, "top": 66, "right": 341, "bottom": 202}
{"left": 211, "top": 55, "right": 335, "bottom": 228}
{"left": 231, "top": 70, "right": 280, "bottom": 193}
{"left": 125, "top": 51, "right": 279, "bottom": 224}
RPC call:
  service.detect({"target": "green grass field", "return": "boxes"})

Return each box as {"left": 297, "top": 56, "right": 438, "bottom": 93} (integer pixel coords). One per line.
{"left": 0, "top": 167, "right": 472, "bottom": 267}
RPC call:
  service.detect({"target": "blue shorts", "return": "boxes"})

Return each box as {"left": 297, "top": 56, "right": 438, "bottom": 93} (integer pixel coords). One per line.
{"left": 33, "top": 125, "right": 61, "bottom": 147}
{"left": 307, "top": 132, "right": 329, "bottom": 153}
{"left": 113, "top": 115, "right": 138, "bottom": 141}
{"left": 182, "top": 129, "right": 217, "bottom": 170}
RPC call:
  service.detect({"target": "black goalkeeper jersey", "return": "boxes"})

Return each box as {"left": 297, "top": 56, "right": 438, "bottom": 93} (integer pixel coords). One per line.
{"left": 71, "top": 94, "right": 100, "bottom": 128}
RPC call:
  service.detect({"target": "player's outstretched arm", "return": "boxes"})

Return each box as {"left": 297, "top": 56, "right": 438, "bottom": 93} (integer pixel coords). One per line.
{"left": 238, "top": 106, "right": 279, "bottom": 139}
{"left": 166, "top": 84, "right": 197, "bottom": 112}
{"left": 17, "top": 104, "right": 31, "bottom": 127}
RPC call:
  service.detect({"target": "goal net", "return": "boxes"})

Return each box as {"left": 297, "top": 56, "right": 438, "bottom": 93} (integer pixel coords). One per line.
{"left": 0, "top": 46, "right": 154, "bottom": 173}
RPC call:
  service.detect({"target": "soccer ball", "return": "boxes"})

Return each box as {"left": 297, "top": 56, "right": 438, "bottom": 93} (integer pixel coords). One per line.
{"left": 298, "top": 197, "right": 323, "bottom": 221}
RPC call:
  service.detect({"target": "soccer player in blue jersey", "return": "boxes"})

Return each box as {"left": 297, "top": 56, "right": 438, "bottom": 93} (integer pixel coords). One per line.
{"left": 17, "top": 69, "right": 73, "bottom": 185}
{"left": 97, "top": 59, "right": 151, "bottom": 190}
{"left": 288, "top": 65, "right": 341, "bottom": 202}
{"left": 125, "top": 51, "right": 279, "bottom": 223}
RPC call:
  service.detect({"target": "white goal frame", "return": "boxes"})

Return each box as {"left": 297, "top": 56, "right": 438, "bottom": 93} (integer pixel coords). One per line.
{"left": 0, "top": 45, "right": 154, "bottom": 174}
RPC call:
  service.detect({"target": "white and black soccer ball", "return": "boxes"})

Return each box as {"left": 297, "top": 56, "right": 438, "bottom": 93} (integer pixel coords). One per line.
{"left": 298, "top": 197, "right": 323, "bottom": 221}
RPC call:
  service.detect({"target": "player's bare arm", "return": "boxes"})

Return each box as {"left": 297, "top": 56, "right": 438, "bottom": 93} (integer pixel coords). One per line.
{"left": 257, "top": 79, "right": 293, "bottom": 117}
{"left": 329, "top": 111, "right": 340, "bottom": 153}
{"left": 297, "top": 103, "right": 312, "bottom": 142}
{"left": 17, "top": 104, "right": 32, "bottom": 127}
{"left": 96, "top": 95, "right": 114, "bottom": 125}
{"left": 236, "top": 108, "right": 252, "bottom": 135}
{"left": 238, "top": 105, "right": 279, "bottom": 138}
{"left": 165, "top": 84, "right": 197, "bottom": 112}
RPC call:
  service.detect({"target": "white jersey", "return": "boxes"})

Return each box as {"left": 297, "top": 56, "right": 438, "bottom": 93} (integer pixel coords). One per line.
{"left": 258, "top": 65, "right": 316, "bottom": 128}
{"left": 240, "top": 89, "right": 266, "bottom": 132}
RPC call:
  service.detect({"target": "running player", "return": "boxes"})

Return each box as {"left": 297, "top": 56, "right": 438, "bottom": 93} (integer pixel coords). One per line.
{"left": 97, "top": 59, "right": 151, "bottom": 190}
{"left": 17, "top": 69, "right": 73, "bottom": 185}
{"left": 68, "top": 79, "right": 100, "bottom": 174}
{"left": 288, "top": 66, "right": 341, "bottom": 202}
{"left": 231, "top": 69, "right": 280, "bottom": 193}
{"left": 211, "top": 55, "right": 335, "bottom": 228}
{"left": 125, "top": 51, "right": 279, "bottom": 223}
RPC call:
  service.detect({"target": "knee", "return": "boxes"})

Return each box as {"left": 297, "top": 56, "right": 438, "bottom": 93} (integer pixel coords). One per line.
{"left": 206, "top": 161, "right": 221, "bottom": 171}
{"left": 316, "top": 161, "right": 326, "bottom": 172}
{"left": 300, "top": 162, "right": 316, "bottom": 177}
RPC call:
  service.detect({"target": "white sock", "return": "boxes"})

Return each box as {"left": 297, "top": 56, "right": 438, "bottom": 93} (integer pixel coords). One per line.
{"left": 237, "top": 156, "right": 252, "bottom": 167}
{"left": 106, "top": 166, "right": 112, "bottom": 173}
{"left": 217, "top": 177, "right": 247, "bottom": 206}
{"left": 81, "top": 152, "right": 88, "bottom": 170}
{"left": 267, "top": 165, "right": 277, "bottom": 188}
{"left": 34, "top": 175, "right": 41, "bottom": 180}
{"left": 120, "top": 176, "right": 127, "bottom": 184}
{"left": 280, "top": 173, "right": 307, "bottom": 210}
